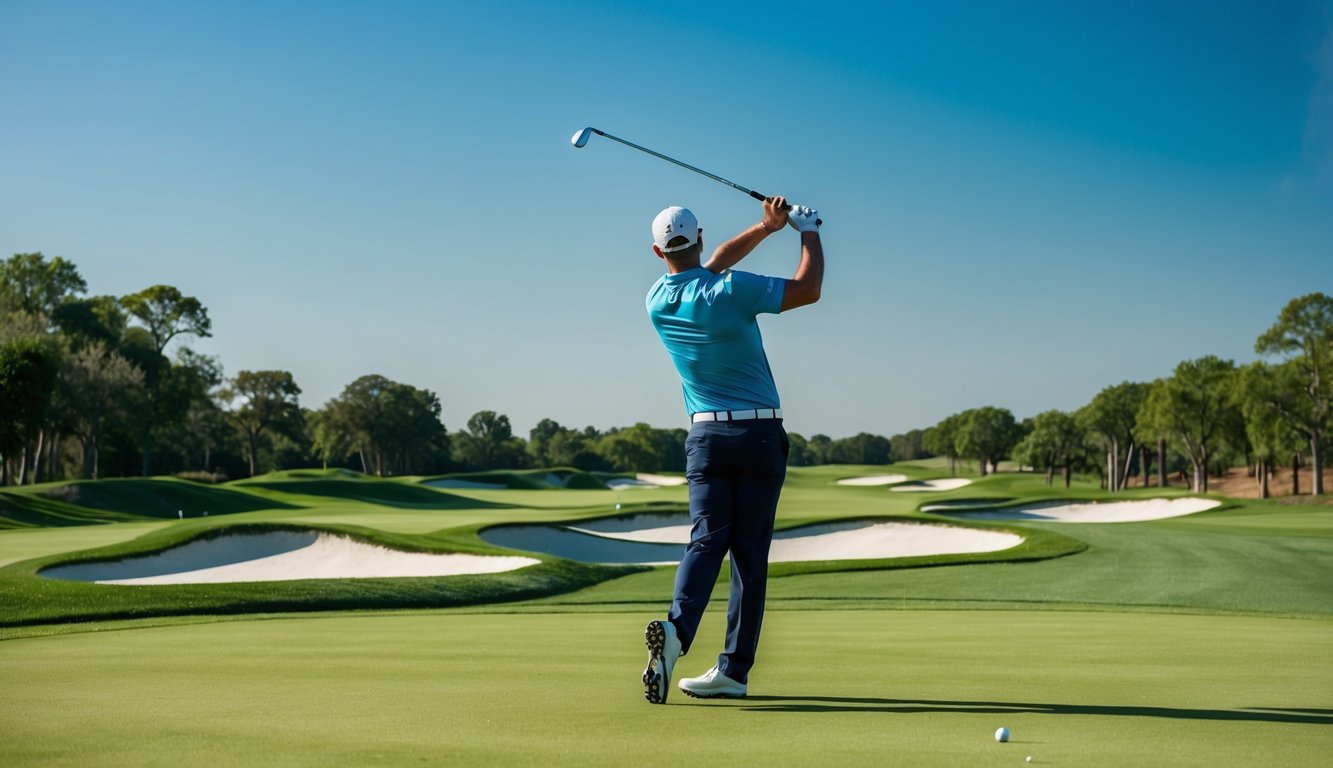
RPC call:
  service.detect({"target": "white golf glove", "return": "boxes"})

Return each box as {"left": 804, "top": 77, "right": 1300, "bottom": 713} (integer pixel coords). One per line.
{"left": 788, "top": 205, "right": 820, "bottom": 233}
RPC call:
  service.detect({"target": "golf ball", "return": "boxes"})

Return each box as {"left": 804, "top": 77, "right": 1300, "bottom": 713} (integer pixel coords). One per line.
{"left": 995, "top": 727, "right": 1010, "bottom": 743}
{"left": 1026, "top": 757, "right": 1033, "bottom": 763}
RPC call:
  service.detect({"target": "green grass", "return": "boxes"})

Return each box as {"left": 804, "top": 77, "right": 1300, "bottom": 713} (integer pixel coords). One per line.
{"left": 1, "top": 466, "right": 1330, "bottom": 765}
{"left": 1, "top": 609, "right": 1328, "bottom": 767}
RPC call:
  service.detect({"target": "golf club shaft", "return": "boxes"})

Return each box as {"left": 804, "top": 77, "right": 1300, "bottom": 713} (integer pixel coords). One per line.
{"left": 590, "top": 128, "right": 819, "bottom": 225}
{"left": 589, "top": 128, "right": 763, "bottom": 200}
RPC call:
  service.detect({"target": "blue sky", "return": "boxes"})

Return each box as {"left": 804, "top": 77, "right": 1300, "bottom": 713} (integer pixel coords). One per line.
{"left": 2, "top": 0, "right": 1330, "bottom": 439}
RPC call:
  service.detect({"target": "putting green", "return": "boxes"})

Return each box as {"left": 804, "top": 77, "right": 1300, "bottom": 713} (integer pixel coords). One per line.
{"left": 1, "top": 610, "right": 1328, "bottom": 767}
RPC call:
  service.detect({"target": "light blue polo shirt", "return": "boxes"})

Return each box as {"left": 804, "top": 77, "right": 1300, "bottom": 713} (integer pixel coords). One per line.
{"left": 646, "top": 267, "right": 785, "bottom": 417}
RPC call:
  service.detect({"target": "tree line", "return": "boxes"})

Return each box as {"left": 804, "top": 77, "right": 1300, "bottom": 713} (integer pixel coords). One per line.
{"left": 0, "top": 253, "right": 899, "bottom": 483}
{"left": 2, "top": 253, "right": 1327, "bottom": 496}
{"left": 912, "top": 293, "right": 1330, "bottom": 497}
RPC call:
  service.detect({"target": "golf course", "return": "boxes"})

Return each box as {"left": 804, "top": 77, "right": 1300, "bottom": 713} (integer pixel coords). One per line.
{"left": 1, "top": 463, "right": 1329, "bottom": 767}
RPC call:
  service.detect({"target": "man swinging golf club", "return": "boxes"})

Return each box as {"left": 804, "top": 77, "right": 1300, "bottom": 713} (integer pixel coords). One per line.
{"left": 642, "top": 195, "right": 824, "bottom": 704}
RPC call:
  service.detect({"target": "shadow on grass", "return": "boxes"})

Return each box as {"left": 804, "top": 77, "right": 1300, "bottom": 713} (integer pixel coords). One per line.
{"left": 738, "top": 695, "right": 1333, "bottom": 725}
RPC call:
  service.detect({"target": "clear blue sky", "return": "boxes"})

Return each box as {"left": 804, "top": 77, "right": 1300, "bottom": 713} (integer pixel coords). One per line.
{"left": 2, "top": 0, "right": 1330, "bottom": 439}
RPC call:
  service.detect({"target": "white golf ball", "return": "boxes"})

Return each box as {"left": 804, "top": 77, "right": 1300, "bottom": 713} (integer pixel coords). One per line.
{"left": 1026, "top": 757, "right": 1032, "bottom": 763}
{"left": 995, "top": 727, "right": 1010, "bottom": 743}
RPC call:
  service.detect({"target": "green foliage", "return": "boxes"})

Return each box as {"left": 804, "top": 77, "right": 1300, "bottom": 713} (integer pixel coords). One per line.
{"left": 120, "top": 285, "right": 212, "bottom": 356}
{"left": 1142, "top": 356, "right": 1240, "bottom": 493}
{"left": 1254, "top": 292, "right": 1332, "bottom": 494}
{"left": 452, "top": 410, "right": 527, "bottom": 470}
{"left": 0, "top": 253, "right": 86, "bottom": 326}
{"left": 1012, "top": 409, "right": 1083, "bottom": 484}
{"left": 0, "top": 339, "right": 59, "bottom": 470}
{"left": 954, "top": 406, "right": 1020, "bottom": 474}
{"left": 315, "top": 375, "right": 451, "bottom": 476}
{"left": 223, "top": 370, "right": 303, "bottom": 477}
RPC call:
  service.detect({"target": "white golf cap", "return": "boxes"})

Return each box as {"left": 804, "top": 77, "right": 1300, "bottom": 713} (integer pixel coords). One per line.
{"left": 652, "top": 206, "right": 700, "bottom": 253}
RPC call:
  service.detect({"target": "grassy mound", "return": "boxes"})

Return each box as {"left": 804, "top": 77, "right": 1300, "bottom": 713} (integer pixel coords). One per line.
{"left": 423, "top": 468, "right": 609, "bottom": 490}
{"left": 1, "top": 478, "right": 295, "bottom": 528}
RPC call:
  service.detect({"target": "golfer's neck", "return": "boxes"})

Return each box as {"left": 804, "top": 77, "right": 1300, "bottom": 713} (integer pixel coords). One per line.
{"left": 666, "top": 257, "right": 700, "bottom": 274}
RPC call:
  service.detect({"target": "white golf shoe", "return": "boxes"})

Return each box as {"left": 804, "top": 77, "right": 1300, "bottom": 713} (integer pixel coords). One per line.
{"left": 642, "top": 619, "right": 681, "bottom": 704}
{"left": 678, "top": 665, "right": 747, "bottom": 698}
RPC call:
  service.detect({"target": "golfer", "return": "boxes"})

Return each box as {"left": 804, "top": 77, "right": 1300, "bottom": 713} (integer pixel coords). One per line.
{"left": 642, "top": 195, "right": 824, "bottom": 704}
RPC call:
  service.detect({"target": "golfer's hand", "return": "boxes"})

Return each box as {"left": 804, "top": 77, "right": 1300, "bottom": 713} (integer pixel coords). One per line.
{"left": 761, "top": 196, "right": 788, "bottom": 233}
{"left": 788, "top": 205, "right": 820, "bottom": 233}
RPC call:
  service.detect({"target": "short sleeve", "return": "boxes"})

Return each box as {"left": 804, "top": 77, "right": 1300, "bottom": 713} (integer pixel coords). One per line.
{"left": 724, "top": 270, "right": 784, "bottom": 315}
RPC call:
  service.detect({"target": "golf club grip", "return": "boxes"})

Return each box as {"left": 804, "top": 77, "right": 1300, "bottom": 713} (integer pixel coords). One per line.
{"left": 752, "top": 190, "right": 823, "bottom": 227}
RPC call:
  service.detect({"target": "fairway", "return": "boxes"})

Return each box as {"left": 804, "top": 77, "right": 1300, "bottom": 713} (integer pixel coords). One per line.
{"left": 2, "top": 468, "right": 1331, "bottom": 766}
{"left": 1, "top": 610, "right": 1329, "bottom": 767}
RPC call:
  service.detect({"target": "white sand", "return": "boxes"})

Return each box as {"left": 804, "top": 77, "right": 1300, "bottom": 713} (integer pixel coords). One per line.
{"left": 604, "top": 473, "right": 688, "bottom": 490}
{"left": 890, "top": 478, "right": 973, "bottom": 492}
{"left": 836, "top": 474, "right": 909, "bottom": 486}
{"left": 504, "top": 511, "right": 1022, "bottom": 564}
{"left": 44, "top": 531, "right": 539, "bottom": 585}
{"left": 934, "top": 497, "right": 1221, "bottom": 523}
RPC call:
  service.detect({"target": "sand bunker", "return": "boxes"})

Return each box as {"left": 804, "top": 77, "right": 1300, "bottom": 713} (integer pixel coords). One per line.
{"left": 605, "top": 473, "right": 688, "bottom": 490}
{"left": 929, "top": 497, "right": 1221, "bottom": 523}
{"left": 836, "top": 474, "right": 909, "bottom": 486}
{"left": 890, "top": 478, "right": 973, "bottom": 492}
{"left": 43, "top": 530, "right": 539, "bottom": 585}
{"left": 481, "top": 512, "right": 1021, "bottom": 566}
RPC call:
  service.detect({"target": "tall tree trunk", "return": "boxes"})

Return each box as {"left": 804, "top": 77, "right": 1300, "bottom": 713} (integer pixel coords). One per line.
{"left": 1258, "top": 459, "right": 1270, "bottom": 499}
{"left": 1292, "top": 453, "right": 1301, "bottom": 496}
{"left": 1156, "top": 437, "right": 1168, "bottom": 487}
{"left": 1044, "top": 465, "right": 1054, "bottom": 485}
{"left": 1108, "top": 439, "right": 1118, "bottom": 492}
{"left": 1063, "top": 460, "right": 1072, "bottom": 487}
{"left": 1119, "top": 442, "right": 1135, "bottom": 491}
{"left": 1312, "top": 436, "right": 1324, "bottom": 496}
{"left": 30, "top": 430, "right": 45, "bottom": 485}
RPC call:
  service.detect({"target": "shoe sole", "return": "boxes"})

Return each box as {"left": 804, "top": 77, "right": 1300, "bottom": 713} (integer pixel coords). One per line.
{"left": 643, "top": 620, "right": 668, "bottom": 704}
{"left": 679, "top": 689, "right": 747, "bottom": 699}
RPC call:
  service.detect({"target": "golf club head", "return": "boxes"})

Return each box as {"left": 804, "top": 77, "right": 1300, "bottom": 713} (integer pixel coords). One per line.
{"left": 570, "top": 127, "right": 593, "bottom": 148}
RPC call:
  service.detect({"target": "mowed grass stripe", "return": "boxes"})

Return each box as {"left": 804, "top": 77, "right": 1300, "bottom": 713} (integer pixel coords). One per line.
{"left": 1, "top": 610, "right": 1329, "bottom": 767}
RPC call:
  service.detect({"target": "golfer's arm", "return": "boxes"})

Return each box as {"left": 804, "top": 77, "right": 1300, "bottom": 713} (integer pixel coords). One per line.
{"left": 780, "top": 232, "right": 823, "bottom": 311}
{"left": 703, "top": 222, "right": 774, "bottom": 274}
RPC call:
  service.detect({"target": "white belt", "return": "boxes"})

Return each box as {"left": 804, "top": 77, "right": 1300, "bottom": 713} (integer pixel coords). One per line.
{"left": 691, "top": 408, "right": 783, "bottom": 423}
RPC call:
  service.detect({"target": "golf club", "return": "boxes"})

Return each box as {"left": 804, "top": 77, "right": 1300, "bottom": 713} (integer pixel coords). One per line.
{"left": 571, "top": 127, "right": 820, "bottom": 226}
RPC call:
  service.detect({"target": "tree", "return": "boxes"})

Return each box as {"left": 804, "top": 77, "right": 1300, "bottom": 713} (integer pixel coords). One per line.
{"left": 120, "top": 285, "right": 212, "bottom": 356}
{"left": 956, "top": 407, "right": 1019, "bottom": 475}
{"left": 1233, "top": 363, "right": 1305, "bottom": 498}
{"left": 806, "top": 434, "right": 833, "bottom": 465}
{"left": 224, "top": 370, "right": 303, "bottom": 477}
{"left": 826, "top": 432, "right": 892, "bottom": 464}
{"left": 1135, "top": 379, "right": 1173, "bottom": 488}
{"left": 889, "top": 429, "right": 929, "bottom": 462}
{"left": 453, "top": 411, "right": 525, "bottom": 470}
{"left": 1141, "top": 356, "right": 1238, "bottom": 493}
{"left": 1077, "top": 382, "right": 1148, "bottom": 492}
{"left": 923, "top": 415, "right": 962, "bottom": 473}
{"left": 528, "top": 418, "right": 564, "bottom": 467}
{"left": 1012, "top": 410, "right": 1082, "bottom": 486}
{"left": 1254, "top": 292, "right": 1332, "bottom": 495}
{"left": 0, "top": 253, "right": 86, "bottom": 329}
{"left": 56, "top": 342, "right": 145, "bottom": 479}
{"left": 786, "top": 432, "right": 813, "bottom": 466}
{"left": 0, "top": 339, "right": 59, "bottom": 484}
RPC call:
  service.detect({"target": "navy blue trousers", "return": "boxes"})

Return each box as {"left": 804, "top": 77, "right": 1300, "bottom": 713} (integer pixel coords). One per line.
{"left": 668, "top": 419, "right": 788, "bottom": 684}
